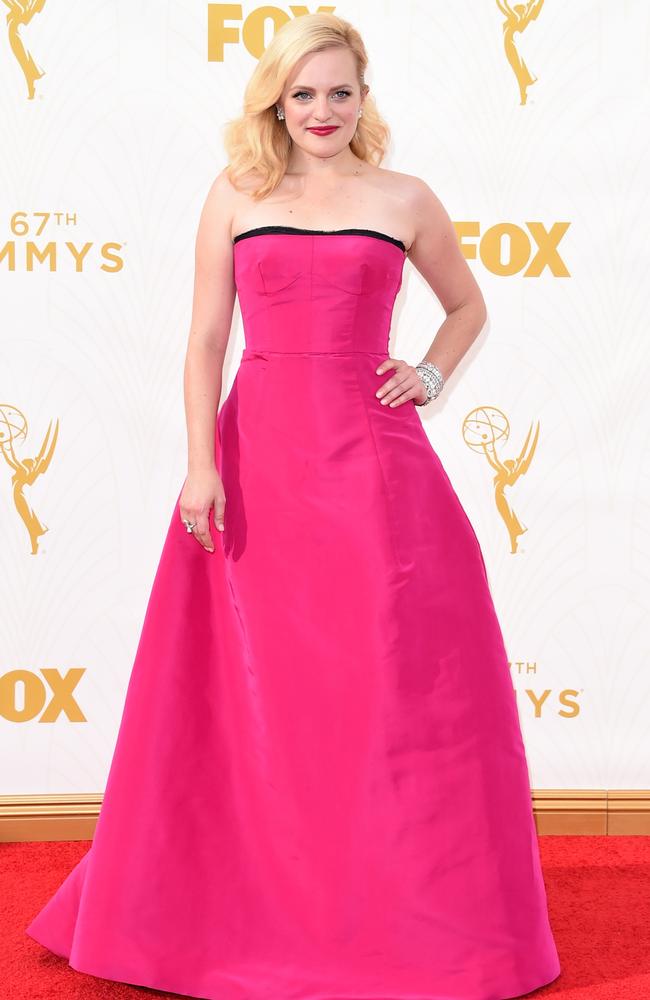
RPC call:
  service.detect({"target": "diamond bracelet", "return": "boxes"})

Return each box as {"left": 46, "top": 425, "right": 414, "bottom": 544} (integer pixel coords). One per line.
{"left": 414, "top": 361, "right": 445, "bottom": 406}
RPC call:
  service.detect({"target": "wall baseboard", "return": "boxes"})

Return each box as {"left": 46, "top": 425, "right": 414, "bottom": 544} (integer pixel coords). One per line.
{"left": 2, "top": 790, "right": 649, "bottom": 842}
{"left": 0, "top": 794, "right": 103, "bottom": 843}
{"left": 532, "top": 789, "right": 650, "bottom": 834}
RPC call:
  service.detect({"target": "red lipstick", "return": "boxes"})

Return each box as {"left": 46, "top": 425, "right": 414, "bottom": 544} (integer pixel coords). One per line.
{"left": 307, "top": 126, "right": 339, "bottom": 135}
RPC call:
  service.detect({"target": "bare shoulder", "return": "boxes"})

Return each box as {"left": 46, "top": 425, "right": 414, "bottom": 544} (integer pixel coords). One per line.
{"left": 370, "top": 166, "right": 449, "bottom": 250}
{"left": 204, "top": 167, "right": 267, "bottom": 238}
{"left": 199, "top": 167, "right": 240, "bottom": 224}
{"left": 388, "top": 171, "right": 458, "bottom": 259}
{"left": 381, "top": 169, "right": 447, "bottom": 222}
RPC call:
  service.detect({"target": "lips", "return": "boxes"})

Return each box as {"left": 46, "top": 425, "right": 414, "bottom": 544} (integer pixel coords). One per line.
{"left": 307, "top": 126, "right": 339, "bottom": 135}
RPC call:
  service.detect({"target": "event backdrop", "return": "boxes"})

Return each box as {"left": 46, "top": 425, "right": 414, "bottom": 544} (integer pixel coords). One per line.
{"left": 1, "top": 1, "right": 648, "bottom": 795}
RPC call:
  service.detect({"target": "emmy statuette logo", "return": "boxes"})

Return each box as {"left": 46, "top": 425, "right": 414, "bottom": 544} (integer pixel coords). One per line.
{"left": 2, "top": 0, "right": 47, "bottom": 100}
{"left": 0, "top": 404, "right": 59, "bottom": 554}
{"left": 463, "top": 406, "right": 540, "bottom": 554}
{"left": 496, "top": 0, "right": 545, "bottom": 105}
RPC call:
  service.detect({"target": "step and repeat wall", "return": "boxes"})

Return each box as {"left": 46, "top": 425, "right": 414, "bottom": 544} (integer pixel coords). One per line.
{"left": 1, "top": 1, "right": 648, "bottom": 794}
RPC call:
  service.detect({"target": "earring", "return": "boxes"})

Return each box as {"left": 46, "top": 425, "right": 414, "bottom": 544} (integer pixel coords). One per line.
{"left": 358, "top": 108, "right": 363, "bottom": 117}
{"left": 276, "top": 106, "right": 285, "bottom": 120}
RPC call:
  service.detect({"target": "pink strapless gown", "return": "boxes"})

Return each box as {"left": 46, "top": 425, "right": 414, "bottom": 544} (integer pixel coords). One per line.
{"left": 26, "top": 227, "right": 561, "bottom": 1000}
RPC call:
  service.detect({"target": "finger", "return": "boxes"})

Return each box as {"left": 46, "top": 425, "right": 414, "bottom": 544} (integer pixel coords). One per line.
{"left": 179, "top": 508, "right": 198, "bottom": 530}
{"left": 213, "top": 495, "right": 226, "bottom": 533}
{"left": 376, "top": 378, "right": 397, "bottom": 399}
{"left": 376, "top": 360, "right": 408, "bottom": 397}
{"left": 375, "top": 357, "right": 398, "bottom": 376}
{"left": 376, "top": 372, "right": 405, "bottom": 398}
{"left": 377, "top": 373, "right": 413, "bottom": 404}
{"left": 387, "top": 388, "right": 418, "bottom": 407}
{"left": 193, "top": 512, "right": 214, "bottom": 552}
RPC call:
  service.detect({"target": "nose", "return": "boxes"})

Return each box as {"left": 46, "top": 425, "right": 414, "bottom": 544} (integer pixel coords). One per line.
{"left": 312, "top": 97, "right": 333, "bottom": 121}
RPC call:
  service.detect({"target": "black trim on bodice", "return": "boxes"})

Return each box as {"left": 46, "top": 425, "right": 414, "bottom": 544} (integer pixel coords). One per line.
{"left": 232, "top": 225, "right": 406, "bottom": 253}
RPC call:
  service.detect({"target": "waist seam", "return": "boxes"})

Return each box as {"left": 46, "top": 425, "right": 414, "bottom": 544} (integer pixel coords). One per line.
{"left": 241, "top": 349, "right": 388, "bottom": 357}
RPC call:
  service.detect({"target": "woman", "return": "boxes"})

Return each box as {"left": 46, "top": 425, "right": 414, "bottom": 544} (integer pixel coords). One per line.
{"left": 26, "top": 12, "right": 561, "bottom": 1000}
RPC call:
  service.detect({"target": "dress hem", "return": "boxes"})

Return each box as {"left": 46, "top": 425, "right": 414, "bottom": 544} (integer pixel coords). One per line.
{"left": 26, "top": 926, "right": 561, "bottom": 1000}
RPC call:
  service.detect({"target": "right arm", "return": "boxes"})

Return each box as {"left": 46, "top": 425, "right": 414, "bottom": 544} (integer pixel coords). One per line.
{"left": 179, "top": 169, "right": 236, "bottom": 553}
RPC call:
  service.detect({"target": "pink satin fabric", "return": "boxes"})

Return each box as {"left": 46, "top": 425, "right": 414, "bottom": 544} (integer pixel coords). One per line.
{"left": 26, "top": 229, "right": 561, "bottom": 999}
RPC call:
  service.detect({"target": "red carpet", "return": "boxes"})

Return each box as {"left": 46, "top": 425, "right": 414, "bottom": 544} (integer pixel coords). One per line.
{"left": 3, "top": 836, "right": 650, "bottom": 998}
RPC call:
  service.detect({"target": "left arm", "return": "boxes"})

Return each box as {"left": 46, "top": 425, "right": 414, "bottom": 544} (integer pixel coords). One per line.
{"left": 376, "top": 177, "right": 488, "bottom": 408}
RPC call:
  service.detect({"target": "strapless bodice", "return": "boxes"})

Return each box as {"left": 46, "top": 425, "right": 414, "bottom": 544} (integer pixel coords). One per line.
{"left": 232, "top": 226, "right": 406, "bottom": 355}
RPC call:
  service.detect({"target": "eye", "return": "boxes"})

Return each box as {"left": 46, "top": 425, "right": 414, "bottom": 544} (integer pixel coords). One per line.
{"left": 292, "top": 90, "right": 352, "bottom": 100}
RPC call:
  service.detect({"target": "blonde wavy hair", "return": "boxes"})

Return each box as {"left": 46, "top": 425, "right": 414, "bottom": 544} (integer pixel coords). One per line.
{"left": 222, "top": 13, "right": 391, "bottom": 201}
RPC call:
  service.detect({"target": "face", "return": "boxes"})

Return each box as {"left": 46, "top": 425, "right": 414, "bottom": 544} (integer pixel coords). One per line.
{"left": 278, "top": 46, "right": 367, "bottom": 159}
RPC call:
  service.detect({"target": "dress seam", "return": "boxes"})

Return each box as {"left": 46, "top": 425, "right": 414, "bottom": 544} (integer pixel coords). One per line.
{"left": 241, "top": 350, "right": 389, "bottom": 356}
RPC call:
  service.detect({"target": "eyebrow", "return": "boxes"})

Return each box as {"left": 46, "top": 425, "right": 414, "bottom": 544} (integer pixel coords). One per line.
{"left": 289, "top": 83, "right": 353, "bottom": 90}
